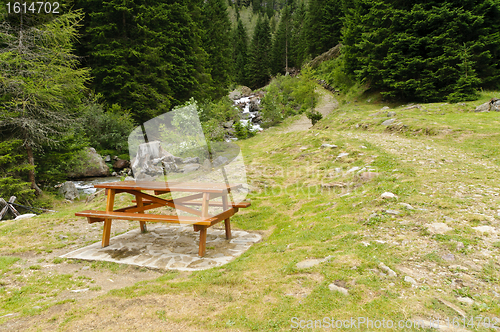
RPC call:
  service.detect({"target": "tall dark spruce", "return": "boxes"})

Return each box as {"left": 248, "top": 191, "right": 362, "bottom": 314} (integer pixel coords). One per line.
{"left": 343, "top": 0, "right": 500, "bottom": 102}
{"left": 247, "top": 15, "right": 272, "bottom": 89}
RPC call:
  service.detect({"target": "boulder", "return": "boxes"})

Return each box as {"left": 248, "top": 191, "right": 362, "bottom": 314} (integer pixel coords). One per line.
{"left": 183, "top": 157, "right": 200, "bottom": 164}
{"left": 113, "top": 159, "right": 130, "bottom": 170}
{"left": 223, "top": 120, "right": 234, "bottom": 129}
{"left": 182, "top": 163, "right": 201, "bottom": 173}
{"left": 68, "top": 147, "right": 110, "bottom": 178}
{"left": 212, "top": 156, "right": 229, "bottom": 168}
{"left": 475, "top": 98, "right": 500, "bottom": 112}
{"left": 58, "top": 181, "right": 79, "bottom": 200}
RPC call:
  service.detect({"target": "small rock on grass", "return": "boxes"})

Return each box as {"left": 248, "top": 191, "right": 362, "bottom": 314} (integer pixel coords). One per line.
{"left": 379, "top": 263, "right": 397, "bottom": 277}
{"left": 359, "top": 172, "right": 379, "bottom": 181}
{"left": 425, "top": 223, "right": 452, "bottom": 235}
{"left": 321, "top": 144, "right": 338, "bottom": 149}
{"left": 381, "top": 192, "right": 398, "bottom": 199}
{"left": 457, "top": 297, "right": 474, "bottom": 305}
{"left": 399, "top": 203, "right": 414, "bottom": 210}
{"left": 336, "top": 152, "right": 349, "bottom": 159}
{"left": 328, "top": 283, "right": 348, "bottom": 295}
{"left": 385, "top": 209, "right": 400, "bottom": 215}
{"left": 472, "top": 226, "right": 497, "bottom": 234}
{"left": 404, "top": 276, "right": 417, "bottom": 286}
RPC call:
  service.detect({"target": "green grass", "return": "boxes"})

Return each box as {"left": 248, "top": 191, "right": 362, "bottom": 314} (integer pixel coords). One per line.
{"left": 1, "top": 87, "right": 500, "bottom": 330}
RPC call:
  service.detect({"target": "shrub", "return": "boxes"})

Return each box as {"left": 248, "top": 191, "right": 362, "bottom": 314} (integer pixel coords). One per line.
{"left": 0, "top": 139, "right": 35, "bottom": 204}
{"left": 306, "top": 110, "right": 323, "bottom": 125}
{"left": 80, "top": 99, "right": 135, "bottom": 153}
{"left": 260, "top": 73, "right": 319, "bottom": 128}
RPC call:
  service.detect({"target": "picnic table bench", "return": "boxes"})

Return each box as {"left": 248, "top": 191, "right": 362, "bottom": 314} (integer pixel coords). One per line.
{"left": 75, "top": 180, "right": 250, "bottom": 257}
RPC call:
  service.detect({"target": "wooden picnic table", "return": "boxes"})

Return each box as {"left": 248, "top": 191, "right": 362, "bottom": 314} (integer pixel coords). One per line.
{"left": 75, "top": 180, "right": 250, "bottom": 257}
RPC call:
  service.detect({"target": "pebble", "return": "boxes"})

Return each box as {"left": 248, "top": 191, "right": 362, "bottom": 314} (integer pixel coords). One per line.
{"left": 379, "top": 262, "right": 397, "bottom": 277}
{"left": 336, "top": 152, "right": 349, "bottom": 159}
{"left": 328, "top": 283, "right": 349, "bottom": 295}
{"left": 425, "top": 223, "right": 452, "bottom": 235}
{"left": 441, "top": 253, "right": 455, "bottom": 261}
{"left": 59, "top": 235, "right": 68, "bottom": 240}
{"left": 472, "top": 226, "right": 497, "bottom": 234}
{"left": 457, "top": 297, "right": 474, "bottom": 305}
{"left": 399, "top": 203, "right": 414, "bottom": 210}
{"left": 381, "top": 192, "right": 398, "bottom": 199}
{"left": 346, "top": 166, "right": 360, "bottom": 173}
{"left": 321, "top": 144, "right": 338, "bottom": 149}
{"left": 385, "top": 209, "right": 400, "bottom": 215}
{"left": 404, "top": 276, "right": 417, "bottom": 286}
{"left": 359, "top": 172, "right": 379, "bottom": 180}
{"left": 381, "top": 118, "right": 396, "bottom": 126}
{"left": 456, "top": 242, "right": 465, "bottom": 251}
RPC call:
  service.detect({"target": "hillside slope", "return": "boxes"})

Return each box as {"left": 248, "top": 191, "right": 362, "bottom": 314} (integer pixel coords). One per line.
{"left": 1, "top": 88, "right": 499, "bottom": 331}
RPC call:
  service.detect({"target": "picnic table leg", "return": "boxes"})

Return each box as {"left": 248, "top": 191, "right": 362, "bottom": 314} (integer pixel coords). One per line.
{"left": 222, "top": 194, "right": 231, "bottom": 240}
{"left": 136, "top": 195, "right": 147, "bottom": 233}
{"left": 198, "top": 226, "right": 207, "bottom": 257}
{"left": 102, "top": 189, "right": 115, "bottom": 247}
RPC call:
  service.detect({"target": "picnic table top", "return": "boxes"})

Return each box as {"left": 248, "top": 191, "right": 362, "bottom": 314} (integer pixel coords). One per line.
{"left": 93, "top": 180, "right": 242, "bottom": 193}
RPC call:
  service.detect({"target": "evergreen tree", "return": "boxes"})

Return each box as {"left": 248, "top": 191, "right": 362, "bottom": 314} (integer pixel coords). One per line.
{"left": 343, "top": 0, "right": 500, "bottom": 102}
{"left": 75, "top": 0, "right": 210, "bottom": 122}
{"left": 304, "top": 0, "right": 343, "bottom": 59}
{"left": 290, "top": 1, "right": 308, "bottom": 67}
{"left": 271, "top": 5, "right": 292, "bottom": 75}
{"left": 247, "top": 15, "right": 272, "bottom": 89}
{"left": 0, "top": 11, "right": 90, "bottom": 195}
{"left": 233, "top": 18, "right": 250, "bottom": 86}
{"left": 202, "top": 0, "right": 234, "bottom": 98}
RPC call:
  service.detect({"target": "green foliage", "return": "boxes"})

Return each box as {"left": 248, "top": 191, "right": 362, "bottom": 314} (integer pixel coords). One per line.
{"left": 0, "top": 140, "right": 35, "bottom": 204}
{"left": 0, "top": 10, "right": 89, "bottom": 195}
{"left": 75, "top": 0, "right": 212, "bottom": 122}
{"left": 342, "top": 0, "right": 500, "bottom": 102}
{"left": 314, "top": 53, "right": 355, "bottom": 92}
{"left": 304, "top": 0, "right": 343, "bottom": 59}
{"left": 247, "top": 15, "right": 272, "bottom": 89}
{"left": 260, "top": 73, "right": 319, "bottom": 127}
{"left": 306, "top": 110, "right": 323, "bottom": 125}
{"left": 34, "top": 134, "right": 89, "bottom": 190}
{"left": 233, "top": 121, "right": 248, "bottom": 139}
{"left": 202, "top": 0, "right": 233, "bottom": 98}
{"left": 79, "top": 99, "right": 135, "bottom": 154}
{"left": 233, "top": 18, "right": 249, "bottom": 86}
{"left": 199, "top": 97, "right": 239, "bottom": 141}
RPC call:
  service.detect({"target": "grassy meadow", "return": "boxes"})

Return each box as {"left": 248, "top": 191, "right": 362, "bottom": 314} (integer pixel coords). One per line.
{"left": 0, "top": 89, "right": 499, "bottom": 331}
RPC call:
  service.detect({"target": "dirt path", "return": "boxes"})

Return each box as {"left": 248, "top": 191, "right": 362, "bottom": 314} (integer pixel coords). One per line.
{"left": 282, "top": 88, "right": 338, "bottom": 133}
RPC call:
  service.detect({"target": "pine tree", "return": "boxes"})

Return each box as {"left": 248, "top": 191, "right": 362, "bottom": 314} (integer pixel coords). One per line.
{"left": 247, "top": 15, "right": 272, "bottom": 89}
{"left": 290, "top": 1, "right": 308, "bottom": 67}
{"left": 271, "top": 5, "right": 292, "bottom": 75}
{"left": 0, "top": 11, "right": 90, "bottom": 195}
{"left": 233, "top": 18, "right": 250, "bottom": 86}
{"left": 304, "top": 0, "right": 343, "bottom": 59}
{"left": 342, "top": 0, "right": 499, "bottom": 101}
{"left": 202, "top": 0, "right": 234, "bottom": 98}
{"left": 75, "top": 0, "right": 210, "bottom": 122}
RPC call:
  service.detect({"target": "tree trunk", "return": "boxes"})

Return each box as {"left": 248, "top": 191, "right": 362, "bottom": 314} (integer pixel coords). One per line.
{"left": 25, "top": 144, "right": 42, "bottom": 196}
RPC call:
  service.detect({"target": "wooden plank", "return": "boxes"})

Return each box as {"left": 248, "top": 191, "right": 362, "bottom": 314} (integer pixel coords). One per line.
{"left": 0, "top": 198, "right": 9, "bottom": 220}
{"left": 198, "top": 226, "right": 207, "bottom": 257}
{"left": 75, "top": 210, "right": 217, "bottom": 225}
{"left": 93, "top": 180, "right": 242, "bottom": 193}
{"left": 102, "top": 189, "right": 115, "bottom": 247}
{"left": 180, "top": 200, "right": 251, "bottom": 208}
{"left": 201, "top": 192, "right": 210, "bottom": 219}
{"left": 130, "top": 190, "right": 203, "bottom": 217}
{"left": 222, "top": 194, "right": 231, "bottom": 239}
{"left": 137, "top": 195, "right": 147, "bottom": 233}
{"left": 7, "top": 197, "right": 20, "bottom": 217}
